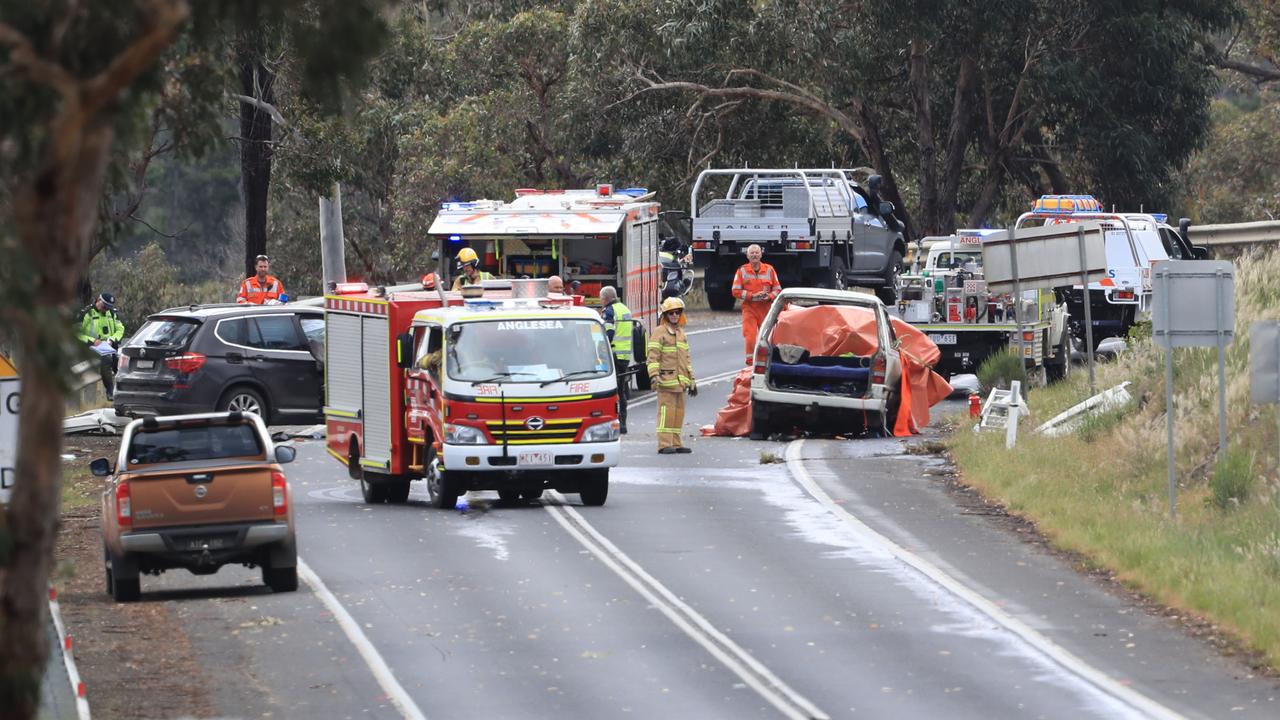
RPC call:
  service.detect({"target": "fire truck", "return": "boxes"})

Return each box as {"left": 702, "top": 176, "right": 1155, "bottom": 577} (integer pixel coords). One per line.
{"left": 427, "top": 184, "right": 662, "bottom": 390}
{"left": 323, "top": 279, "right": 620, "bottom": 508}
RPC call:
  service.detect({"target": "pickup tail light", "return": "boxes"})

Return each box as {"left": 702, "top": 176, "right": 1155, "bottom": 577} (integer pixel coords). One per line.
{"left": 753, "top": 344, "right": 769, "bottom": 374}
{"left": 872, "top": 356, "right": 887, "bottom": 385}
{"left": 271, "top": 471, "right": 288, "bottom": 516}
{"left": 165, "top": 352, "right": 207, "bottom": 374}
{"left": 692, "top": 241, "right": 713, "bottom": 251}
{"left": 116, "top": 482, "right": 132, "bottom": 528}
{"left": 1115, "top": 290, "right": 1136, "bottom": 301}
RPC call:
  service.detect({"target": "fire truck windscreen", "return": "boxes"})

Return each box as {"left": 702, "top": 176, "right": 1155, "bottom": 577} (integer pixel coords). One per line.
{"left": 446, "top": 319, "right": 612, "bottom": 384}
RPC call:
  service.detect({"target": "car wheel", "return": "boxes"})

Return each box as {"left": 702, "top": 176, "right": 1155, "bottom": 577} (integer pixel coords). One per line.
{"left": 220, "top": 386, "right": 267, "bottom": 419}
{"left": 360, "top": 473, "right": 389, "bottom": 504}
{"left": 578, "top": 469, "right": 609, "bottom": 507}
{"left": 263, "top": 564, "right": 299, "bottom": 593}
{"left": 386, "top": 479, "right": 411, "bottom": 504}
{"left": 876, "top": 251, "right": 903, "bottom": 305}
{"left": 749, "top": 401, "right": 772, "bottom": 440}
{"left": 426, "top": 459, "right": 459, "bottom": 510}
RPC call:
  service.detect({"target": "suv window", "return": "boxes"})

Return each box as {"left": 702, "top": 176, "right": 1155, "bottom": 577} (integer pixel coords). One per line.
{"left": 127, "top": 423, "right": 263, "bottom": 465}
{"left": 217, "top": 317, "right": 262, "bottom": 348}
{"left": 299, "top": 316, "right": 325, "bottom": 344}
{"left": 128, "top": 317, "right": 200, "bottom": 349}
{"left": 253, "top": 315, "right": 307, "bottom": 351}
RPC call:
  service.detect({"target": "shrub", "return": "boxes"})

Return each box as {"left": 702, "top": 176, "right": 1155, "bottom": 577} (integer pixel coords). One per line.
{"left": 977, "top": 347, "right": 1027, "bottom": 394}
{"left": 1210, "top": 447, "right": 1255, "bottom": 510}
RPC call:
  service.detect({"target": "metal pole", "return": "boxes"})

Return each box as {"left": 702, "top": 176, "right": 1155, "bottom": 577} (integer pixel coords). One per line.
{"left": 1077, "top": 226, "right": 1096, "bottom": 395}
{"left": 1162, "top": 269, "right": 1176, "bottom": 518}
{"left": 1216, "top": 268, "right": 1228, "bottom": 459}
{"left": 1009, "top": 226, "right": 1026, "bottom": 368}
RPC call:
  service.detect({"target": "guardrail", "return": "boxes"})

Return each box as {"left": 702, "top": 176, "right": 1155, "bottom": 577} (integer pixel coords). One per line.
{"left": 1188, "top": 220, "right": 1280, "bottom": 249}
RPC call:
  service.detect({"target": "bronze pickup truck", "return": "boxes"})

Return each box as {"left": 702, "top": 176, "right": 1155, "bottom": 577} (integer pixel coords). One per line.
{"left": 94, "top": 411, "right": 298, "bottom": 601}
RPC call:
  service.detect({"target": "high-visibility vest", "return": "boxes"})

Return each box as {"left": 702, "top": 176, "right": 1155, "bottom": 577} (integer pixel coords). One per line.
{"left": 732, "top": 262, "right": 781, "bottom": 303}
{"left": 77, "top": 306, "right": 125, "bottom": 344}
{"left": 606, "top": 301, "right": 634, "bottom": 362}
{"left": 238, "top": 275, "right": 284, "bottom": 304}
{"left": 451, "top": 271, "right": 494, "bottom": 290}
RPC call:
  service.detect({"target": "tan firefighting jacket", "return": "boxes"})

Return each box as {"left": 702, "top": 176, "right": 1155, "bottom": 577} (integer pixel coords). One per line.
{"left": 646, "top": 322, "right": 694, "bottom": 392}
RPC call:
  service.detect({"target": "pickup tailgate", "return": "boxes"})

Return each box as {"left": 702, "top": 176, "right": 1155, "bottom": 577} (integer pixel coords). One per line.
{"left": 127, "top": 465, "right": 276, "bottom": 529}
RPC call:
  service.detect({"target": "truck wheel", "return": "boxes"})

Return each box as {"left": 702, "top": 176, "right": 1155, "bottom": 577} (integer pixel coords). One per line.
{"left": 360, "top": 473, "right": 389, "bottom": 504}
{"left": 497, "top": 489, "right": 522, "bottom": 504}
{"left": 820, "top": 255, "right": 847, "bottom": 290}
{"left": 707, "top": 282, "right": 735, "bottom": 311}
{"left": 521, "top": 490, "right": 544, "bottom": 501}
{"left": 876, "top": 251, "right": 903, "bottom": 305}
{"left": 1046, "top": 333, "right": 1072, "bottom": 383}
{"left": 579, "top": 469, "right": 609, "bottom": 507}
{"left": 107, "top": 549, "right": 140, "bottom": 602}
{"left": 427, "top": 461, "right": 459, "bottom": 509}
{"left": 386, "top": 479, "right": 412, "bottom": 504}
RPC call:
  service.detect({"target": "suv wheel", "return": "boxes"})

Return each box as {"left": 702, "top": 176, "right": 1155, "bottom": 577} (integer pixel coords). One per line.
{"left": 221, "top": 386, "right": 267, "bottom": 418}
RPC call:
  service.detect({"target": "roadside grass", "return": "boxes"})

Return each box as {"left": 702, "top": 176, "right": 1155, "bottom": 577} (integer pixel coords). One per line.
{"left": 62, "top": 463, "right": 99, "bottom": 510}
{"left": 948, "top": 246, "right": 1280, "bottom": 671}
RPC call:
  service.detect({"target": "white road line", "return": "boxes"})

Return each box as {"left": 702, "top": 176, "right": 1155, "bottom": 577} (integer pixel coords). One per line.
{"left": 783, "top": 439, "right": 1184, "bottom": 720}
{"left": 542, "top": 494, "right": 830, "bottom": 720}
{"left": 297, "top": 558, "right": 428, "bottom": 720}
{"left": 629, "top": 367, "right": 745, "bottom": 409}
{"left": 685, "top": 324, "right": 740, "bottom": 337}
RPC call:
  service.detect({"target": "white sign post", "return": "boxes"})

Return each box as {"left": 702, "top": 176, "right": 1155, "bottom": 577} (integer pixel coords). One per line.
{"left": 1153, "top": 260, "right": 1235, "bottom": 517}
{"left": 0, "top": 355, "right": 19, "bottom": 505}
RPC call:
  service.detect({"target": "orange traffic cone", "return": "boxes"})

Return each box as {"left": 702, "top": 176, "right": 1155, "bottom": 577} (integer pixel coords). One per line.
{"left": 483, "top": 240, "right": 498, "bottom": 270}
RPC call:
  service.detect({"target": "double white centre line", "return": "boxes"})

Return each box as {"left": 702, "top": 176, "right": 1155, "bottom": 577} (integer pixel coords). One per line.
{"left": 543, "top": 493, "right": 830, "bottom": 720}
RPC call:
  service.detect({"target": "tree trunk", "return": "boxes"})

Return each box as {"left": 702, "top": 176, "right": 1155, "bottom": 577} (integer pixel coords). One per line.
{"left": 1, "top": 116, "right": 117, "bottom": 719}
{"left": 908, "top": 38, "right": 938, "bottom": 236}
{"left": 938, "top": 55, "right": 978, "bottom": 234}
{"left": 851, "top": 99, "right": 915, "bottom": 241}
{"left": 238, "top": 36, "right": 275, "bottom": 277}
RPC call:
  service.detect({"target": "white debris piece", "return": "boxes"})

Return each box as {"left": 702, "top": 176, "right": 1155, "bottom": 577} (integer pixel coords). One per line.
{"left": 63, "top": 408, "right": 128, "bottom": 435}
{"left": 1035, "top": 381, "right": 1132, "bottom": 437}
{"left": 1096, "top": 337, "right": 1127, "bottom": 360}
{"left": 948, "top": 373, "right": 980, "bottom": 397}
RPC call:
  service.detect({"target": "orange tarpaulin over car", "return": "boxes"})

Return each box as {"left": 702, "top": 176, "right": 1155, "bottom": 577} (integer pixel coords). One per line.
{"left": 701, "top": 304, "right": 952, "bottom": 438}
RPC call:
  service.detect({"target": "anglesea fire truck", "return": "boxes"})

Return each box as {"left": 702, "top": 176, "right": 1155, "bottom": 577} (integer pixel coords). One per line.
{"left": 324, "top": 279, "right": 620, "bottom": 508}
{"left": 427, "top": 184, "right": 663, "bottom": 390}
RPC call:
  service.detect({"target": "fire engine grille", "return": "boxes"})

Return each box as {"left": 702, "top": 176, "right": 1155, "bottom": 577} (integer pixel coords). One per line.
{"left": 485, "top": 419, "right": 582, "bottom": 445}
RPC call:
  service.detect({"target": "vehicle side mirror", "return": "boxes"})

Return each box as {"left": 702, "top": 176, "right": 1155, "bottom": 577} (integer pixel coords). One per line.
{"left": 395, "top": 332, "right": 413, "bottom": 370}
{"left": 274, "top": 445, "right": 297, "bottom": 464}
{"left": 878, "top": 201, "right": 895, "bottom": 216}
{"left": 867, "top": 174, "right": 882, "bottom": 193}
{"left": 1193, "top": 245, "right": 1210, "bottom": 259}
{"left": 89, "top": 457, "right": 113, "bottom": 477}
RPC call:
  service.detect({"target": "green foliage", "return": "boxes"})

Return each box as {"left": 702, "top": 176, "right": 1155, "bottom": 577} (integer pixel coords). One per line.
{"left": 1127, "top": 320, "right": 1153, "bottom": 345}
{"left": 1210, "top": 447, "right": 1256, "bottom": 510}
{"left": 977, "top": 347, "right": 1027, "bottom": 394}
{"left": 92, "top": 243, "right": 235, "bottom": 331}
{"left": 1181, "top": 95, "right": 1280, "bottom": 223}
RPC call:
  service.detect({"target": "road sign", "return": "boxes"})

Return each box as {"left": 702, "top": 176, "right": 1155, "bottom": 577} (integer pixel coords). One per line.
{"left": 1152, "top": 260, "right": 1236, "bottom": 517}
{"left": 0, "top": 353, "right": 19, "bottom": 505}
{"left": 981, "top": 221, "right": 1107, "bottom": 292}
{"left": 1250, "top": 321, "right": 1280, "bottom": 405}
{"left": 1152, "top": 260, "right": 1235, "bottom": 349}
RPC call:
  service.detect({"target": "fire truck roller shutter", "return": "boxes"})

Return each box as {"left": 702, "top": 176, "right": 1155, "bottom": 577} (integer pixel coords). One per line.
{"left": 361, "top": 316, "right": 393, "bottom": 467}
{"left": 327, "top": 313, "right": 363, "bottom": 413}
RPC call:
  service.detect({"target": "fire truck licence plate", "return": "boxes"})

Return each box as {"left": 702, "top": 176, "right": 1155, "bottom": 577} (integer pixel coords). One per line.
{"left": 929, "top": 333, "right": 957, "bottom": 345}
{"left": 518, "top": 451, "right": 551, "bottom": 466}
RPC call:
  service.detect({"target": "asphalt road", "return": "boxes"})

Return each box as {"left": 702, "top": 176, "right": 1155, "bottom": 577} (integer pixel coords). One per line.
{"left": 129, "top": 322, "right": 1278, "bottom": 719}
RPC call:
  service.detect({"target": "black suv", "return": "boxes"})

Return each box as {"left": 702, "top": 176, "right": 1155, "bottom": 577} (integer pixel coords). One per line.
{"left": 114, "top": 304, "right": 325, "bottom": 424}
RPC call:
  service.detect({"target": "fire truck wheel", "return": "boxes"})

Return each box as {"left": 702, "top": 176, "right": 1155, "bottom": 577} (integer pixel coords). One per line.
{"left": 578, "top": 469, "right": 609, "bottom": 507}
{"left": 427, "top": 465, "right": 459, "bottom": 509}
{"left": 1046, "top": 333, "right": 1071, "bottom": 383}
{"left": 360, "top": 474, "right": 389, "bottom": 504}
{"left": 386, "top": 479, "right": 412, "bottom": 504}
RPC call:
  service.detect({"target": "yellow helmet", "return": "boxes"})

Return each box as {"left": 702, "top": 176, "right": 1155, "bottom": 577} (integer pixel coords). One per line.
{"left": 456, "top": 247, "right": 479, "bottom": 268}
{"left": 660, "top": 296, "right": 686, "bottom": 325}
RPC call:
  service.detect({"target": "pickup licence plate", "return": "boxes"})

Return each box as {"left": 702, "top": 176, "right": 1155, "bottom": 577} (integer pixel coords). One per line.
{"left": 518, "top": 451, "right": 552, "bottom": 466}
{"left": 181, "top": 536, "right": 230, "bottom": 551}
{"left": 134, "top": 359, "right": 155, "bottom": 370}
{"left": 929, "top": 333, "right": 958, "bottom": 345}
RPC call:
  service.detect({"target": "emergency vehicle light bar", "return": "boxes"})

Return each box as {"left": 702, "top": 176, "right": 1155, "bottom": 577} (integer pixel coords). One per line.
{"left": 333, "top": 282, "right": 369, "bottom": 294}
{"left": 1032, "top": 194, "right": 1102, "bottom": 214}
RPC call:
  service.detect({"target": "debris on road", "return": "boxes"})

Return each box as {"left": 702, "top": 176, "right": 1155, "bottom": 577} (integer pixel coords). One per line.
{"left": 63, "top": 408, "right": 127, "bottom": 435}
{"left": 1035, "top": 381, "right": 1133, "bottom": 437}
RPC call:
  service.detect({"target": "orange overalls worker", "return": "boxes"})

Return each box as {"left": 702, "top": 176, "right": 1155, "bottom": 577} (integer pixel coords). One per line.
{"left": 731, "top": 244, "right": 781, "bottom": 364}
{"left": 237, "top": 254, "right": 285, "bottom": 305}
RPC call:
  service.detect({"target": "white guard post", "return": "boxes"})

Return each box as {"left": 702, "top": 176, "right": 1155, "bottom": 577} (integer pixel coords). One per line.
{"left": 978, "top": 380, "right": 1030, "bottom": 448}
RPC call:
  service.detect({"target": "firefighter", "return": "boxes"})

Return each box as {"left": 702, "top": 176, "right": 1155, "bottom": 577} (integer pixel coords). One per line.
{"left": 77, "top": 293, "right": 125, "bottom": 400}
{"left": 547, "top": 275, "right": 565, "bottom": 294}
{"left": 647, "top": 296, "right": 696, "bottom": 454}
{"left": 599, "top": 286, "right": 632, "bottom": 434}
{"left": 731, "top": 244, "right": 781, "bottom": 364}
{"left": 451, "top": 247, "right": 496, "bottom": 290}
{"left": 237, "top": 254, "right": 286, "bottom": 305}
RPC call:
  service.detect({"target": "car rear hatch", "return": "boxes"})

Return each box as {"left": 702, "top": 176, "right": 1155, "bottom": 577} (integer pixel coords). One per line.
{"left": 117, "top": 316, "right": 204, "bottom": 392}
{"left": 123, "top": 421, "right": 276, "bottom": 530}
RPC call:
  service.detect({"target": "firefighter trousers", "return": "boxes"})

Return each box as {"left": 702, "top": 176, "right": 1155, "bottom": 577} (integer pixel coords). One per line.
{"left": 614, "top": 359, "right": 629, "bottom": 430}
{"left": 656, "top": 389, "right": 685, "bottom": 450}
{"left": 741, "top": 301, "right": 770, "bottom": 364}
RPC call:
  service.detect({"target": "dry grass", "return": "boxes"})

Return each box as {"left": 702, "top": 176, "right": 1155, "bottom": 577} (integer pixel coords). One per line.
{"left": 949, "top": 247, "right": 1280, "bottom": 671}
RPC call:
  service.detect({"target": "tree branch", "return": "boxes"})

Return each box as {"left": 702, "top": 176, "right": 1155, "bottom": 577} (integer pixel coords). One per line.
{"left": 1211, "top": 55, "right": 1280, "bottom": 83}
{"left": 83, "top": 0, "right": 190, "bottom": 116}
{"left": 230, "top": 93, "right": 287, "bottom": 127}
{"left": 0, "top": 21, "right": 78, "bottom": 98}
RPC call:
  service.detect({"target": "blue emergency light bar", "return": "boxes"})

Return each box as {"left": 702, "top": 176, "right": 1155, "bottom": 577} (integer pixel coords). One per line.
{"left": 1151, "top": 213, "right": 1168, "bottom": 224}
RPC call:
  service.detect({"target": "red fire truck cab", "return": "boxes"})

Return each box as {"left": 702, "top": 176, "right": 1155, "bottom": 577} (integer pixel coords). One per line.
{"left": 324, "top": 279, "right": 620, "bottom": 508}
